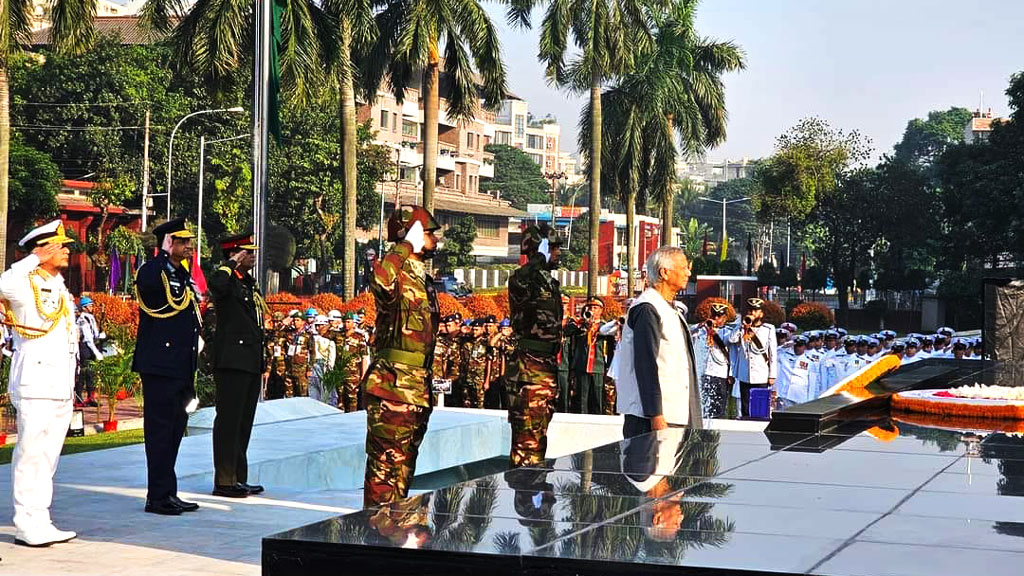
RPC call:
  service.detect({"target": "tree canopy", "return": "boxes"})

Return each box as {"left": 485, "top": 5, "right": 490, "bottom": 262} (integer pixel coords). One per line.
{"left": 479, "top": 144, "right": 550, "bottom": 210}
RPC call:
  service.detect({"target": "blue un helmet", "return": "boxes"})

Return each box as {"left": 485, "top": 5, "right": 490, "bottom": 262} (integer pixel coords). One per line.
{"left": 305, "top": 308, "right": 317, "bottom": 319}
{"left": 78, "top": 296, "right": 93, "bottom": 309}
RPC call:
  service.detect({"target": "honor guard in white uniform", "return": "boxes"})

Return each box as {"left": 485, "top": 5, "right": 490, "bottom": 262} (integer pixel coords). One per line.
{"left": 691, "top": 302, "right": 733, "bottom": 419}
{"left": 0, "top": 221, "right": 78, "bottom": 547}
{"left": 778, "top": 335, "right": 812, "bottom": 408}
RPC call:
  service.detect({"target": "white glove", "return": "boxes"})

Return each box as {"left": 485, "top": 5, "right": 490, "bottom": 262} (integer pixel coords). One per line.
{"left": 537, "top": 239, "right": 551, "bottom": 263}
{"left": 95, "top": 352, "right": 105, "bottom": 361}
{"left": 406, "top": 220, "right": 426, "bottom": 253}
{"left": 98, "top": 332, "right": 106, "bottom": 340}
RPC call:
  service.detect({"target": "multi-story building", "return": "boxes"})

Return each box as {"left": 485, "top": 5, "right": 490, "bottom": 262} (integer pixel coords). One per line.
{"left": 964, "top": 108, "right": 1005, "bottom": 144}
{"left": 677, "top": 157, "right": 756, "bottom": 190}
{"left": 31, "top": 0, "right": 143, "bottom": 30}
{"left": 357, "top": 75, "right": 526, "bottom": 263}
{"left": 492, "top": 99, "right": 578, "bottom": 185}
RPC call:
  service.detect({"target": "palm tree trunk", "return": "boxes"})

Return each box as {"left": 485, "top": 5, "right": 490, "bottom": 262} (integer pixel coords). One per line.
{"left": 422, "top": 41, "right": 440, "bottom": 213}
{"left": 0, "top": 66, "right": 10, "bottom": 270}
{"left": 587, "top": 73, "right": 601, "bottom": 297}
{"left": 660, "top": 115, "right": 674, "bottom": 247}
{"left": 626, "top": 189, "right": 636, "bottom": 297}
{"left": 339, "top": 23, "right": 358, "bottom": 299}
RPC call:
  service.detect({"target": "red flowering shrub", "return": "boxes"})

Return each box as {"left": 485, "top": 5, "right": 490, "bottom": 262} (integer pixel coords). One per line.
{"left": 338, "top": 292, "right": 377, "bottom": 326}
{"left": 790, "top": 301, "right": 834, "bottom": 330}
{"left": 438, "top": 293, "right": 470, "bottom": 319}
{"left": 311, "top": 293, "right": 345, "bottom": 314}
{"left": 88, "top": 293, "right": 139, "bottom": 337}
{"left": 762, "top": 300, "right": 787, "bottom": 327}
{"left": 266, "top": 292, "right": 311, "bottom": 315}
{"left": 600, "top": 297, "right": 625, "bottom": 322}
{"left": 490, "top": 290, "right": 510, "bottom": 318}
{"left": 462, "top": 294, "right": 502, "bottom": 319}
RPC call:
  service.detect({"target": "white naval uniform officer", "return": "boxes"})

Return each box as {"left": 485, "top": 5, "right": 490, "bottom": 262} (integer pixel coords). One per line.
{"left": 0, "top": 221, "right": 78, "bottom": 547}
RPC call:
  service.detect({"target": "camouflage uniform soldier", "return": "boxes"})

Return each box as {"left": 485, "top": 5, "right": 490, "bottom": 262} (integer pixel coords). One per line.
{"left": 430, "top": 314, "right": 461, "bottom": 406}
{"left": 363, "top": 205, "right": 441, "bottom": 507}
{"left": 286, "top": 309, "right": 316, "bottom": 397}
{"left": 459, "top": 319, "right": 490, "bottom": 409}
{"left": 264, "top": 312, "right": 291, "bottom": 400}
{"left": 556, "top": 295, "right": 575, "bottom": 413}
{"left": 336, "top": 312, "right": 369, "bottom": 412}
{"left": 508, "top": 223, "right": 563, "bottom": 468}
{"left": 486, "top": 319, "right": 515, "bottom": 409}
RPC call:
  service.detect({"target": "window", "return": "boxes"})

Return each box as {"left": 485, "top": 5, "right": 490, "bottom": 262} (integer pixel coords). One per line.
{"left": 514, "top": 115, "right": 525, "bottom": 138}
{"left": 402, "top": 120, "right": 418, "bottom": 138}
{"left": 476, "top": 217, "right": 500, "bottom": 238}
{"left": 529, "top": 153, "right": 543, "bottom": 165}
{"left": 400, "top": 167, "right": 417, "bottom": 183}
{"left": 496, "top": 101, "right": 513, "bottom": 125}
{"left": 455, "top": 173, "right": 462, "bottom": 191}
{"left": 379, "top": 109, "right": 389, "bottom": 129}
{"left": 495, "top": 131, "right": 512, "bottom": 145}
{"left": 392, "top": 113, "right": 398, "bottom": 132}
{"left": 467, "top": 132, "right": 475, "bottom": 148}
{"left": 527, "top": 134, "right": 544, "bottom": 150}
{"left": 547, "top": 137, "right": 555, "bottom": 150}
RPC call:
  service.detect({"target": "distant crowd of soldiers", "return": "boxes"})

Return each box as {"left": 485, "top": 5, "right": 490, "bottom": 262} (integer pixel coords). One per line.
{"left": 252, "top": 296, "right": 628, "bottom": 417}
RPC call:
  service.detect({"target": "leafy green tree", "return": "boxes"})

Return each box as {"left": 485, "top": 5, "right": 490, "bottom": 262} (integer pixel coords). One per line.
{"left": 678, "top": 217, "right": 712, "bottom": 261}
{"left": 754, "top": 117, "right": 871, "bottom": 224}
{"left": 691, "top": 254, "right": 719, "bottom": 276}
{"left": 870, "top": 157, "right": 940, "bottom": 294}
{"left": 776, "top": 265, "right": 798, "bottom": 289}
{"left": 479, "top": 144, "right": 550, "bottom": 210}
{"left": 438, "top": 217, "right": 477, "bottom": 272}
{"left": 719, "top": 258, "right": 742, "bottom": 276}
{"left": 893, "top": 107, "right": 973, "bottom": 166}
{"left": 355, "top": 122, "right": 394, "bottom": 230}
{"left": 800, "top": 264, "right": 827, "bottom": 293}
{"left": 7, "top": 136, "right": 60, "bottom": 236}
{"left": 756, "top": 261, "right": 777, "bottom": 287}
{"left": 2, "top": 7, "right": 96, "bottom": 268}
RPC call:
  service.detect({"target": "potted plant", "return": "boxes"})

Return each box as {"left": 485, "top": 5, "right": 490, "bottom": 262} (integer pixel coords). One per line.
{"left": 93, "top": 343, "right": 139, "bottom": 432}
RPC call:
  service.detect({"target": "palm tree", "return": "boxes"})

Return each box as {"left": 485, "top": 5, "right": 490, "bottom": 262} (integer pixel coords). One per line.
{"left": 0, "top": 0, "right": 96, "bottom": 269}
{"left": 361, "top": 0, "right": 515, "bottom": 216}
{"left": 585, "top": 0, "right": 744, "bottom": 288}
{"left": 540, "top": 0, "right": 657, "bottom": 296}
{"left": 322, "top": 0, "right": 377, "bottom": 298}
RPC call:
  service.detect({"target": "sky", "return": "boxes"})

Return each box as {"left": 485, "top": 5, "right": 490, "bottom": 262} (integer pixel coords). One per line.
{"left": 485, "top": 0, "right": 1024, "bottom": 160}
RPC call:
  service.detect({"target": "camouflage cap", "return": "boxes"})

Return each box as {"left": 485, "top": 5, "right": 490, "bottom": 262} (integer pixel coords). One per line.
{"left": 520, "top": 222, "right": 561, "bottom": 255}
{"left": 387, "top": 204, "right": 440, "bottom": 242}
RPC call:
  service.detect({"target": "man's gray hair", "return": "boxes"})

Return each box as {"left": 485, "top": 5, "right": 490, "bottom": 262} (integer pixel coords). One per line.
{"left": 645, "top": 246, "right": 688, "bottom": 286}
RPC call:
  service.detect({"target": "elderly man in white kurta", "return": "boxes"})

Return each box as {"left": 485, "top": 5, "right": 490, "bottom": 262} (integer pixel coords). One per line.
{"left": 0, "top": 220, "right": 78, "bottom": 547}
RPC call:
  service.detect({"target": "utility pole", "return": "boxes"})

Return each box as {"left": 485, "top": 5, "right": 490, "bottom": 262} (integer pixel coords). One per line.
{"left": 141, "top": 110, "right": 151, "bottom": 233}
{"left": 699, "top": 196, "right": 750, "bottom": 259}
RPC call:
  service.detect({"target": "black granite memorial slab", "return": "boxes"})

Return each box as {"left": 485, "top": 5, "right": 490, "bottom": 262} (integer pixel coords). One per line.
{"left": 264, "top": 425, "right": 1024, "bottom": 576}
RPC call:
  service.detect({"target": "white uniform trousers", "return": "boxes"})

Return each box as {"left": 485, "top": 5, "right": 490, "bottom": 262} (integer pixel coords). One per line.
{"left": 11, "top": 397, "right": 72, "bottom": 533}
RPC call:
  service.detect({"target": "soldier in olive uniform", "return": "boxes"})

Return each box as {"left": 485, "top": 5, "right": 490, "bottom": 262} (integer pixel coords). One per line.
{"left": 363, "top": 205, "right": 441, "bottom": 507}
{"left": 336, "top": 312, "right": 369, "bottom": 412}
{"left": 264, "top": 312, "right": 290, "bottom": 400}
{"left": 485, "top": 319, "right": 514, "bottom": 409}
{"left": 430, "top": 314, "right": 460, "bottom": 406}
{"left": 556, "top": 295, "right": 575, "bottom": 413}
{"left": 286, "top": 309, "right": 316, "bottom": 397}
{"left": 209, "top": 233, "right": 267, "bottom": 498}
{"left": 569, "top": 297, "right": 613, "bottom": 415}
{"left": 459, "top": 319, "right": 490, "bottom": 409}
{"left": 508, "top": 223, "right": 563, "bottom": 468}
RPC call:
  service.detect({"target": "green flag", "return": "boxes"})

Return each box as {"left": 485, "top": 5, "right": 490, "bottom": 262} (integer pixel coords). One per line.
{"left": 268, "top": 0, "right": 286, "bottom": 143}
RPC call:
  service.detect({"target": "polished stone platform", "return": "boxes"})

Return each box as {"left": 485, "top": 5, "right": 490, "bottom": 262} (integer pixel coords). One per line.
{"left": 263, "top": 421, "right": 1024, "bottom": 576}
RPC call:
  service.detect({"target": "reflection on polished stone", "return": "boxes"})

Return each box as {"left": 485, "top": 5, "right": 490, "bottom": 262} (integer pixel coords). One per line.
{"left": 264, "top": 420, "right": 1024, "bottom": 576}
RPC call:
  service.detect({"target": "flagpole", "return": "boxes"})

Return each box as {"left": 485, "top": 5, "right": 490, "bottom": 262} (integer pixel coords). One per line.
{"left": 252, "top": 0, "right": 272, "bottom": 290}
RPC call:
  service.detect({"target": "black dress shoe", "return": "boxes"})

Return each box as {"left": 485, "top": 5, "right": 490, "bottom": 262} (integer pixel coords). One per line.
{"left": 145, "top": 499, "right": 183, "bottom": 516}
{"left": 241, "top": 483, "right": 264, "bottom": 495}
{"left": 212, "top": 484, "right": 249, "bottom": 498}
{"left": 169, "top": 495, "right": 200, "bottom": 512}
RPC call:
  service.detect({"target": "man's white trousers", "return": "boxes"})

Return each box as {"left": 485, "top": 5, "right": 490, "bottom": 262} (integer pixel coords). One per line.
{"left": 11, "top": 397, "right": 72, "bottom": 533}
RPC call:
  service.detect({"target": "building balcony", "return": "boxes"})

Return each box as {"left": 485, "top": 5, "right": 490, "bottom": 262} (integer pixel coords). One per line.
{"left": 438, "top": 143, "right": 458, "bottom": 171}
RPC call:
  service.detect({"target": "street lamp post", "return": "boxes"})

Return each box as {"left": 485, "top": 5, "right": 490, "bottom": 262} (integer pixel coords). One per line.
{"left": 544, "top": 171, "right": 566, "bottom": 226}
{"left": 699, "top": 196, "right": 750, "bottom": 260}
{"left": 162, "top": 107, "right": 244, "bottom": 224}
{"left": 197, "top": 133, "right": 248, "bottom": 265}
